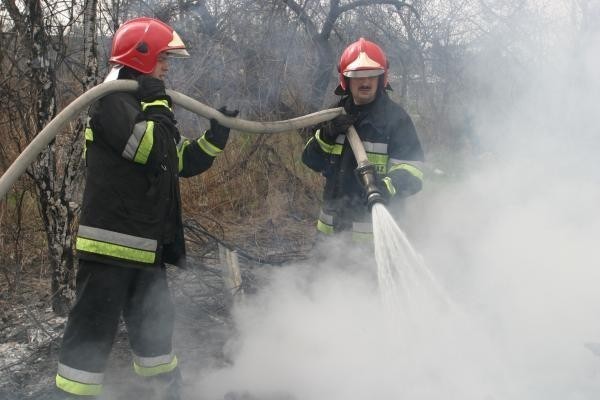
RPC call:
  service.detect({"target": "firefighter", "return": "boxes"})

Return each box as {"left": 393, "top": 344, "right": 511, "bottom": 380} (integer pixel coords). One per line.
{"left": 302, "top": 38, "right": 424, "bottom": 241}
{"left": 51, "top": 17, "right": 238, "bottom": 399}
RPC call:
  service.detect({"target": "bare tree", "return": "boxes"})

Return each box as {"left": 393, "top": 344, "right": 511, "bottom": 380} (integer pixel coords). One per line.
{"left": 2, "top": 0, "right": 99, "bottom": 315}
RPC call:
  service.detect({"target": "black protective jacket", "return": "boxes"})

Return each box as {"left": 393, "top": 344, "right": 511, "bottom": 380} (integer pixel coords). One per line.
{"left": 302, "top": 92, "right": 424, "bottom": 236}
{"left": 76, "top": 82, "right": 223, "bottom": 268}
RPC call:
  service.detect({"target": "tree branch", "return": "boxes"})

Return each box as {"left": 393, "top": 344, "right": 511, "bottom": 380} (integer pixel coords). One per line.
{"left": 338, "top": 0, "right": 419, "bottom": 19}
{"left": 281, "top": 0, "right": 319, "bottom": 37}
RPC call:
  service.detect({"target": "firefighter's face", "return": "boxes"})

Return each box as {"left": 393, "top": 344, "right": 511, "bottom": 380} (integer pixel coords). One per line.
{"left": 349, "top": 76, "right": 379, "bottom": 105}
{"left": 150, "top": 53, "right": 169, "bottom": 80}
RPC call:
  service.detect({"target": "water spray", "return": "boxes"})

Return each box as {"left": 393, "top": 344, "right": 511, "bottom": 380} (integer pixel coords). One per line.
{"left": 0, "top": 80, "right": 344, "bottom": 200}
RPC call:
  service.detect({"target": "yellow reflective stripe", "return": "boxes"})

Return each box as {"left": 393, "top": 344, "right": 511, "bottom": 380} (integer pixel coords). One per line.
{"left": 303, "top": 136, "right": 315, "bottom": 150}
{"left": 389, "top": 163, "right": 424, "bottom": 181}
{"left": 133, "top": 121, "right": 154, "bottom": 164}
{"left": 83, "top": 126, "right": 94, "bottom": 161}
{"left": 133, "top": 356, "right": 178, "bottom": 377}
{"left": 332, "top": 144, "right": 343, "bottom": 155}
{"left": 177, "top": 139, "right": 191, "bottom": 172}
{"left": 197, "top": 132, "right": 222, "bottom": 157}
{"left": 352, "top": 231, "right": 373, "bottom": 242}
{"left": 381, "top": 176, "right": 396, "bottom": 196}
{"left": 84, "top": 127, "right": 94, "bottom": 142}
{"left": 56, "top": 374, "right": 102, "bottom": 396}
{"left": 317, "top": 220, "right": 334, "bottom": 234}
{"left": 367, "top": 153, "right": 388, "bottom": 174}
{"left": 315, "top": 130, "right": 335, "bottom": 153}
{"left": 141, "top": 99, "right": 171, "bottom": 111}
{"left": 76, "top": 237, "right": 156, "bottom": 264}
{"left": 314, "top": 131, "right": 344, "bottom": 155}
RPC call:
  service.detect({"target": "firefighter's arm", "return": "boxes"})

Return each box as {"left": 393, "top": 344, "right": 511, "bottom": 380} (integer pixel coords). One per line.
{"left": 90, "top": 77, "right": 177, "bottom": 167}
{"left": 178, "top": 107, "right": 238, "bottom": 178}
{"left": 383, "top": 116, "right": 425, "bottom": 198}
{"left": 301, "top": 125, "right": 337, "bottom": 173}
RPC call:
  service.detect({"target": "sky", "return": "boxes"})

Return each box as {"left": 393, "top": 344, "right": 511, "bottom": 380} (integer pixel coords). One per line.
{"left": 189, "top": 6, "right": 600, "bottom": 400}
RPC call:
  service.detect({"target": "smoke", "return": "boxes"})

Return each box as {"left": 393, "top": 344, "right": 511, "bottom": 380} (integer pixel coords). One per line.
{"left": 188, "top": 6, "right": 600, "bottom": 400}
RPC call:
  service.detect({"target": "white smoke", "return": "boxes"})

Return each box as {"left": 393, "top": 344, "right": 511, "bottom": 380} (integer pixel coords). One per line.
{"left": 190, "top": 7, "right": 600, "bottom": 400}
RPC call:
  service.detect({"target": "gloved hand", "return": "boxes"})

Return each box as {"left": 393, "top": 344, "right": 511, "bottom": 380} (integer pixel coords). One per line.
{"left": 390, "top": 169, "right": 423, "bottom": 198}
{"left": 137, "top": 75, "right": 171, "bottom": 104}
{"left": 319, "top": 113, "right": 358, "bottom": 144}
{"left": 205, "top": 106, "right": 239, "bottom": 149}
{"left": 377, "top": 176, "right": 394, "bottom": 201}
{"left": 137, "top": 75, "right": 177, "bottom": 129}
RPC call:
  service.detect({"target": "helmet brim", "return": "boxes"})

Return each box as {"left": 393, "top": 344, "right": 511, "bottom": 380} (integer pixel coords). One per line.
{"left": 165, "top": 48, "right": 190, "bottom": 57}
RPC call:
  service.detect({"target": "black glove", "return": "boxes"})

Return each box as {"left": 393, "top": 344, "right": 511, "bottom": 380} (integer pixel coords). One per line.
{"left": 376, "top": 175, "right": 393, "bottom": 202}
{"left": 319, "top": 114, "right": 358, "bottom": 144}
{"left": 137, "top": 75, "right": 177, "bottom": 126}
{"left": 137, "top": 75, "right": 171, "bottom": 104}
{"left": 391, "top": 169, "right": 423, "bottom": 198}
{"left": 205, "top": 106, "right": 239, "bottom": 150}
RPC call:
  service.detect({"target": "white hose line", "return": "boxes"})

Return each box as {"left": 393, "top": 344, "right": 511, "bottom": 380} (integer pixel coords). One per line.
{"left": 346, "top": 126, "right": 369, "bottom": 166}
{"left": 0, "top": 80, "right": 345, "bottom": 199}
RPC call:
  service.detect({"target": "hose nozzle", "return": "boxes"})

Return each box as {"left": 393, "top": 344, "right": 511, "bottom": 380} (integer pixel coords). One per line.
{"left": 355, "top": 162, "right": 386, "bottom": 210}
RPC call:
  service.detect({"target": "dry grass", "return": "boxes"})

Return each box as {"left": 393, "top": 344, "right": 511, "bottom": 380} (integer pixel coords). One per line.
{"left": 180, "top": 130, "right": 323, "bottom": 258}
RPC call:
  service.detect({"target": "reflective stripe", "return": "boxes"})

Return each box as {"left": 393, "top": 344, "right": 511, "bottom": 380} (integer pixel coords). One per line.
{"left": 317, "top": 220, "right": 334, "bottom": 234}
{"left": 177, "top": 138, "right": 191, "bottom": 172}
{"left": 353, "top": 221, "right": 373, "bottom": 234}
{"left": 331, "top": 144, "right": 343, "bottom": 155}
{"left": 367, "top": 153, "right": 389, "bottom": 173}
{"left": 319, "top": 210, "right": 334, "bottom": 225}
{"left": 122, "top": 121, "right": 154, "bottom": 164}
{"left": 76, "top": 225, "right": 157, "bottom": 264}
{"left": 141, "top": 99, "right": 171, "bottom": 111}
{"left": 78, "top": 225, "right": 156, "bottom": 251}
{"left": 388, "top": 161, "right": 424, "bottom": 181}
{"left": 315, "top": 130, "right": 335, "bottom": 153}
{"left": 56, "top": 374, "right": 102, "bottom": 396}
{"left": 56, "top": 363, "right": 104, "bottom": 396}
{"left": 352, "top": 221, "right": 373, "bottom": 242}
{"left": 303, "top": 136, "right": 315, "bottom": 150}
{"left": 133, "top": 354, "right": 178, "bottom": 377}
{"left": 352, "top": 231, "right": 373, "bottom": 241}
{"left": 84, "top": 127, "right": 94, "bottom": 142}
{"left": 362, "top": 141, "right": 387, "bottom": 153}
{"left": 76, "top": 238, "right": 156, "bottom": 264}
{"left": 315, "top": 131, "right": 344, "bottom": 155}
{"left": 197, "top": 132, "right": 222, "bottom": 157}
{"left": 133, "top": 352, "right": 176, "bottom": 368}
{"left": 58, "top": 363, "right": 104, "bottom": 384}
{"left": 317, "top": 210, "right": 335, "bottom": 234}
{"left": 381, "top": 176, "right": 396, "bottom": 196}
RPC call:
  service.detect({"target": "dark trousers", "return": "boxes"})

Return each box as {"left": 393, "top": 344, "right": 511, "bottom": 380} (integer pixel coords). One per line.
{"left": 59, "top": 259, "right": 175, "bottom": 374}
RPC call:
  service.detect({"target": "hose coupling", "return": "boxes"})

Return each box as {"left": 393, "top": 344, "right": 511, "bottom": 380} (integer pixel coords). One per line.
{"left": 355, "top": 162, "right": 387, "bottom": 210}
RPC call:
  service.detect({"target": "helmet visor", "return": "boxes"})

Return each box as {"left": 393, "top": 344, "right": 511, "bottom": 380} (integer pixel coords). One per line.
{"left": 165, "top": 48, "right": 190, "bottom": 57}
{"left": 166, "top": 31, "right": 190, "bottom": 57}
{"left": 343, "top": 69, "right": 384, "bottom": 78}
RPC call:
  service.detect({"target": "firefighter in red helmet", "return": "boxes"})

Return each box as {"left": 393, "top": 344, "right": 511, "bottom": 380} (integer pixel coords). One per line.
{"left": 303, "top": 38, "right": 424, "bottom": 240}
{"left": 50, "top": 17, "right": 237, "bottom": 400}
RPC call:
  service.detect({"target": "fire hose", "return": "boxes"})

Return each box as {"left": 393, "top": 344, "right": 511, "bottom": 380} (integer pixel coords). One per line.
{"left": 0, "top": 80, "right": 384, "bottom": 205}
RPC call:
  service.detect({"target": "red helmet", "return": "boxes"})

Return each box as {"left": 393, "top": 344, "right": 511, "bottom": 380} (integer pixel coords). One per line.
{"left": 109, "top": 17, "right": 189, "bottom": 74}
{"left": 337, "top": 38, "right": 388, "bottom": 91}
